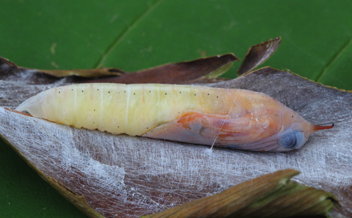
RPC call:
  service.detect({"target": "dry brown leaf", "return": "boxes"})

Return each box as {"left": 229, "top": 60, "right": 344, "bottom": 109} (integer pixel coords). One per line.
{"left": 237, "top": 37, "right": 281, "bottom": 75}
{"left": 0, "top": 67, "right": 351, "bottom": 217}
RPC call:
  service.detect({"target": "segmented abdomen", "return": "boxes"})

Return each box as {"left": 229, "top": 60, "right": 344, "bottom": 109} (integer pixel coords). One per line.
{"left": 39, "top": 84, "right": 234, "bottom": 136}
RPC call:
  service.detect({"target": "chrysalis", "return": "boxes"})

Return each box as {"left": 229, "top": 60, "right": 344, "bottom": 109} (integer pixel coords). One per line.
{"left": 16, "top": 83, "right": 333, "bottom": 152}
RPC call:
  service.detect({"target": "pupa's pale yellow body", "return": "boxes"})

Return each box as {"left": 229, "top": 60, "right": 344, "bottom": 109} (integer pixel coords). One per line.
{"left": 16, "top": 83, "right": 332, "bottom": 152}
{"left": 19, "top": 84, "right": 234, "bottom": 135}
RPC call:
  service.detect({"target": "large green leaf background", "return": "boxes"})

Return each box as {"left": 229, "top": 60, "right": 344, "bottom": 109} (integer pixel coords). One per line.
{"left": 0, "top": 1, "right": 351, "bottom": 217}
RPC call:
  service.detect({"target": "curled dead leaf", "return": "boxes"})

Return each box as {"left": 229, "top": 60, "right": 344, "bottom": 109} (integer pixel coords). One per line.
{"left": 237, "top": 37, "right": 281, "bottom": 75}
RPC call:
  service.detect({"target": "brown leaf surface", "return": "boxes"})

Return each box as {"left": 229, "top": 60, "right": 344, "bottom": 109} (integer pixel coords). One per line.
{"left": 144, "top": 169, "right": 338, "bottom": 218}
{"left": 0, "top": 67, "right": 351, "bottom": 217}
{"left": 0, "top": 128, "right": 104, "bottom": 218}
{"left": 237, "top": 37, "right": 281, "bottom": 75}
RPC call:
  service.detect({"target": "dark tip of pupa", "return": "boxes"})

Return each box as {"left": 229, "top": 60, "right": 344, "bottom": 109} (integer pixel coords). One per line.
{"left": 4, "top": 108, "right": 33, "bottom": 117}
{"left": 313, "top": 123, "right": 334, "bottom": 132}
{"left": 21, "top": 110, "right": 30, "bottom": 115}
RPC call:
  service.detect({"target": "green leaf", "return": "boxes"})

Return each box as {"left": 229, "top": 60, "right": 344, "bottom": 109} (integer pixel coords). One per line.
{"left": 315, "top": 39, "right": 352, "bottom": 90}
{"left": 1, "top": 1, "right": 352, "bottom": 88}
{"left": 1, "top": 1, "right": 352, "bottom": 217}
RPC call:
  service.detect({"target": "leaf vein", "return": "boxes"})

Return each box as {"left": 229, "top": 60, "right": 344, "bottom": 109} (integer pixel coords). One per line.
{"left": 95, "top": 0, "right": 164, "bottom": 68}
{"left": 315, "top": 38, "right": 352, "bottom": 82}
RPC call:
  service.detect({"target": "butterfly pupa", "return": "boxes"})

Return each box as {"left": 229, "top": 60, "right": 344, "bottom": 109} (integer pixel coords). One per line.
{"left": 16, "top": 83, "right": 333, "bottom": 152}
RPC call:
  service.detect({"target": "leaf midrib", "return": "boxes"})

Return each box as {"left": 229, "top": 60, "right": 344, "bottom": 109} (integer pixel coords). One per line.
{"left": 94, "top": 0, "right": 164, "bottom": 69}
{"left": 315, "top": 38, "right": 352, "bottom": 82}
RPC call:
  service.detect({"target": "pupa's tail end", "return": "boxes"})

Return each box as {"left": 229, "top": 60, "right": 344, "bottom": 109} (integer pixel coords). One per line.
{"left": 313, "top": 123, "right": 334, "bottom": 132}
